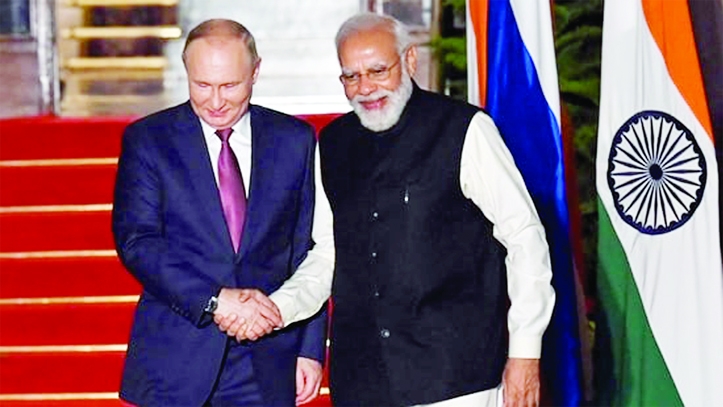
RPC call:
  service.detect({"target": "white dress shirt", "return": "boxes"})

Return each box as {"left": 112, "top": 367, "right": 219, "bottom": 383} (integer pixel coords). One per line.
{"left": 199, "top": 114, "right": 335, "bottom": 327}
{"left": 460, "top": 112, "right": 556, "bottom": 359}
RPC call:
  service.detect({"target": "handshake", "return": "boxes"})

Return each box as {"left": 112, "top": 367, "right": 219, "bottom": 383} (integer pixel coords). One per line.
{"left": 212, "top": 288, "right": 283, "bottom": 342}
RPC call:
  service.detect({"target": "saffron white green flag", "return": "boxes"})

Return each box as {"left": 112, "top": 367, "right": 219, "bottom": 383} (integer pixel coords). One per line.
{"left": 596, "top": 0, "right": 723, "bottom": 406}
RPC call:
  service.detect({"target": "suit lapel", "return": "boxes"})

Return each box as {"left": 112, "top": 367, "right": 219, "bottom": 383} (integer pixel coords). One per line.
{"left": 237, "top": 105, "right": 269, "bottom": 260}
{"left": 172, "top": 102, "right": 232, "bottom": 251}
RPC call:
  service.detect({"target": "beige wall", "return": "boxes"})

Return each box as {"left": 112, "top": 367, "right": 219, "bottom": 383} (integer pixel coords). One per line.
{"left": 1, "top": 0, "right": 436, "bottom": 118}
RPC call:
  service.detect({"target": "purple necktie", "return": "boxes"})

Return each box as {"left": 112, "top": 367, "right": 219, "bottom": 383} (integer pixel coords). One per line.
{"left": 216, "top": 128, "right": 247, "bottom": 252}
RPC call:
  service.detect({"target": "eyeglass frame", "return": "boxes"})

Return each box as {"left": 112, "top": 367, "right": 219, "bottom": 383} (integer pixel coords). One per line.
{"left": 338, "top": 58, "right": 402, "bottom": 87}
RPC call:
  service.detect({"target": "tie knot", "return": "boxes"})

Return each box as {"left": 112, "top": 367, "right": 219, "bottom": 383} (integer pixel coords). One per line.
{"left": 215, "top": 128, "right": 233, "bottom": 142}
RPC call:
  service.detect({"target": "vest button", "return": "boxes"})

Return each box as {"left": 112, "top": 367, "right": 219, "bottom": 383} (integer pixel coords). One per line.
{"left": 380, "top": 328, "right": 391, "bottom": 338}
{"left": 371, "top": 211, "right": 379, "bottom": 221}
{"left": 373, "top": 290, "right": 381, "bottom": 298}
{"left": 371, "top": 251, "right": 377, "bottom": 258}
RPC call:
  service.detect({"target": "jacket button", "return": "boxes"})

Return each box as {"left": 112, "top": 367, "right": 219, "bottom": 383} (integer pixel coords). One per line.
{"left": 371, "top": 251, "right": 377, "bottom": 258}
{"left": 371, "top": 211, "right": 379, "bottom": 221}
{"left": 373, "top": 290, "right": 381, "bottom": 298}
{"left": 380, "top": 328, "right": 391, "bottom": 338}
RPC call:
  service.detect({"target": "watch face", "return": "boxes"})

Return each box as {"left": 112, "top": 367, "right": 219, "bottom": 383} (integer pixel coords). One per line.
{"left": 205, "top": 296, "right": 218, "bottom": 313}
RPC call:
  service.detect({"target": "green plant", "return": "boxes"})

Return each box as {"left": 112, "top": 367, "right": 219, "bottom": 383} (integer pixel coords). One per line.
{"left": 554, "top": 0, "right": 603, "bottom": 295}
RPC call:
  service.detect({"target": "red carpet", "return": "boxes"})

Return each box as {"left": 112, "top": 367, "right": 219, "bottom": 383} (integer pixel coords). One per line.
{"left": 0, "top": 211, "right": 114, "bottom": 252}
{"left": 0, "top": 113, "right": 338, "bottom": 407}
{"left": 0, "top": 257, "right": 136, "bottom": 298}
{"left": 1, "top": 352, "right": 127, "bottom": 394}
{"left": 0, "top": 164, "right": 118, "bottom": 207}
{"left": 1, "top": 302, "right": 135, "bottom": 346}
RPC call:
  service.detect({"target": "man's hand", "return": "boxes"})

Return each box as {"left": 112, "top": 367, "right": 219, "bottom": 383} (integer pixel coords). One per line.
{"left": 502, "top": 358, "right": 540, "bottom": 407}
{"left": 295, "top": 357, "right": 323, "bottom": 405}
{"left": 213, "top": 288, "right": 283, "bottom": 341}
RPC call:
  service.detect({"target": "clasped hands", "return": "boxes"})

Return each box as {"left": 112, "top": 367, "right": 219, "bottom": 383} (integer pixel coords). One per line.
{"left": 213, "top": 288, "right": 283, "bottom": 341}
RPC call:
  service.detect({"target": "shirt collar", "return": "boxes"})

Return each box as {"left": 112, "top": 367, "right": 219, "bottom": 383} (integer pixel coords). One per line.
{"left": 199, "top": 110, "right": 251, "bottom": 141}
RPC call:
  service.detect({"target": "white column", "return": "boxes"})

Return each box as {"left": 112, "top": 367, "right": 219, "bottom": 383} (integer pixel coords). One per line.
{"left": 36, "top": 0, "right": 60, "bottom": 115}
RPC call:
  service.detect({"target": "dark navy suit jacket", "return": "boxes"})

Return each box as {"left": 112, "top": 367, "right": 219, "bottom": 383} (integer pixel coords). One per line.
{"left": 112, "top": 102, "right": 327, "bottom": 406}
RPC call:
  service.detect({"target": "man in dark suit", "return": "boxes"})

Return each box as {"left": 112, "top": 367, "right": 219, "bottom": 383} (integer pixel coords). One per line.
{"left": 112, "top": 19, "right": 334, "bottom": 406}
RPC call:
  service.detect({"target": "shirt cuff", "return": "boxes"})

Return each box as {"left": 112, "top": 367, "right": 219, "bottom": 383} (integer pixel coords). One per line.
{"left": 268, "top": 291, "right": 295, "bottom": 328}
{"left": 508, "top": 334, "right": 543, "bottom": 359}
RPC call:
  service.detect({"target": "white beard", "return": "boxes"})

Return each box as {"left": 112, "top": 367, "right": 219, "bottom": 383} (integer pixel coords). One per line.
{"left": 350, "top": 71, "right": 413, "bottom": 132}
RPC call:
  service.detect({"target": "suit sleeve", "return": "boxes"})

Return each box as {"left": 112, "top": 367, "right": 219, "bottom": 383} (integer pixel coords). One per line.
{"left": 269, "top": 145, "right": 335, "bottom": 326}
{"left": 267, "top": 126, "right": 333, "bottom": 362}
{"left": 112, "top": 123, "right": 221, "bottom": 327}
{"left": 297, "top": 304, "right": 329, "bottom": 363}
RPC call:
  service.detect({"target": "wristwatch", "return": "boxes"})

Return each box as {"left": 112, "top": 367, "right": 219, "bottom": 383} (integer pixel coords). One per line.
{"left": 204, "top": 295, "right": 219, "bottom": 314}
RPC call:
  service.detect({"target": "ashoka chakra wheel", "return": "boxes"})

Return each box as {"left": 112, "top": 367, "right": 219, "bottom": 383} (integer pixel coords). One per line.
{"left": 607, "top": 110, "right": 706, "bottom": 235}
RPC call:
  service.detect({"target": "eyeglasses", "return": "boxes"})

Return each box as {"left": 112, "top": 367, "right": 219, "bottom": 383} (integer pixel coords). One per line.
{"left": 339, "top": 59, "right": 401, "bottom": 86}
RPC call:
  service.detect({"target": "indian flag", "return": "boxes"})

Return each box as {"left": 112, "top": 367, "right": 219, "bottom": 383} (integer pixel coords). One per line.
{"left": 595, "top": 0, "right": 723, "bottom": 406}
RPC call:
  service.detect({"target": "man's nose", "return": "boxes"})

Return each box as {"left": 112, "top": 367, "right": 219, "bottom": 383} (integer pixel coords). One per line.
{"left": 357, "top": 74, "right": 377, "bottom": 96}
{"left": 210, "top": 88, "right": 224, "bottom": 109}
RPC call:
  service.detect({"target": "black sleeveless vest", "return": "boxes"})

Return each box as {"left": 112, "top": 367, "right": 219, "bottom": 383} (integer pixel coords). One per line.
{"left": 320, "top": 85, "right": 508, "bottom": 406}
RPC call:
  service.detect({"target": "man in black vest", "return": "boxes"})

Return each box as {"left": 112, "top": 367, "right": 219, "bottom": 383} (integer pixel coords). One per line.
{"left": 319, "top": 13, "right": 555, "bottom": 407}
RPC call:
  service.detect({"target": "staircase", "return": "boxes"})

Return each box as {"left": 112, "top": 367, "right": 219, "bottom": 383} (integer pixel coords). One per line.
{"left": 0, "top": 114, "right": 337, "bottom": 406}
{"left": 56, "top": 0, "right": 357, "bottom": 117}
{"left": 0, "top": 116, "right": 138, "bottom": 406}
{"left": 58, "top": 0, "right": 182, "bottom": 116}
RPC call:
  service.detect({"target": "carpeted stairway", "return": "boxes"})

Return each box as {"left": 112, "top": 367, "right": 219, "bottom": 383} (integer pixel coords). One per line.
{"left": 0, "top": 114, "right": 337, "bottom": 407}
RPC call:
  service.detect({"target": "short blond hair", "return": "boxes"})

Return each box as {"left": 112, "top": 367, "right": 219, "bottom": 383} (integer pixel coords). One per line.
{"left": 182, "top": 19, "right": 259, "bottom": 64}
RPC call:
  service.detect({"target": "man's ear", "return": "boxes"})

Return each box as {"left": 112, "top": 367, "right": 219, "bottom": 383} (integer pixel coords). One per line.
{"left": 252, "top": 58, "right": 262, "bottom": 84}
{"left": 404, "top": 45, "right": 418, "bottom": 77}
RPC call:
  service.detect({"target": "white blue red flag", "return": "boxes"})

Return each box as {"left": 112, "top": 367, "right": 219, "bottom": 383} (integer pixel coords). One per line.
{"left": 466, "top": 1, "right": 585, "bottom": 405}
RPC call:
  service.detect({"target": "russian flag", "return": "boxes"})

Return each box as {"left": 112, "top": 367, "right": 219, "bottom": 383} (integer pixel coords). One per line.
{"left": 466, "top": 1, "right": 586, "bottom": 405}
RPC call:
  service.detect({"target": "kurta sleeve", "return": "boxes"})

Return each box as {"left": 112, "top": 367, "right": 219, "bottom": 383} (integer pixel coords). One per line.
{"left": 459, "top": 111, "right": 555, "bottom": 359}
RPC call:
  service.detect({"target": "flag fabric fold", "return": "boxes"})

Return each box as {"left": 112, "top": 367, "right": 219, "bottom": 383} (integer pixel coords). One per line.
{"left": 467, "top": 1, "right": 585, "bottom": 405}
{"left": 595, "top": 0, "right": 723, "bottom": 405}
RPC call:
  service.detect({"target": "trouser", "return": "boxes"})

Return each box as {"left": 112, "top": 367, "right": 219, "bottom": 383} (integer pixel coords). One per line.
{"left": 204, "top": 341, "right": 264, "bottom": 407}
{"left": 119, "top": 343, "right": 266, "bottom": 407}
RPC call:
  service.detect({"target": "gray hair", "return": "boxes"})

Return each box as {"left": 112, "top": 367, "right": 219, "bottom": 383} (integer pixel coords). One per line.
{"left": 182, "top": 19, "right": 259, "bottom": 64}
{"left": 335, "top": 13, "right": 413, "bottom": 57}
